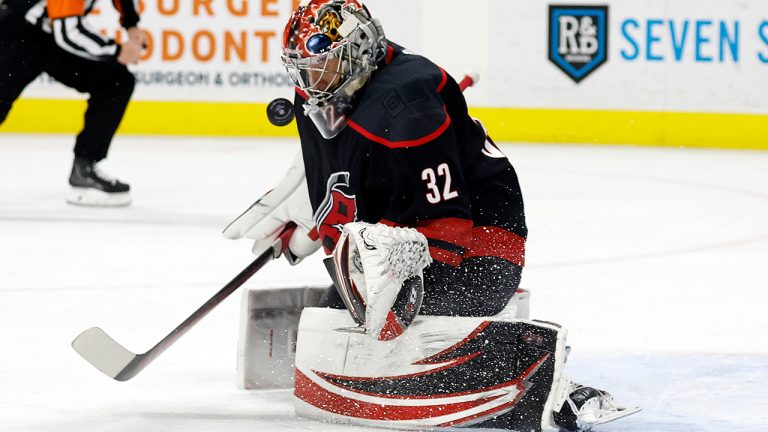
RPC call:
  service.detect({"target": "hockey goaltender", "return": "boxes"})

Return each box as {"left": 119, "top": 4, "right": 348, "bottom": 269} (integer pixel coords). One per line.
{"left": 225, "top": 0, "right": 640, "bottom": 430}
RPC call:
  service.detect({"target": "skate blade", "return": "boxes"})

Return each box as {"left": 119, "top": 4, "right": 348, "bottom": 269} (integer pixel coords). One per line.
{"left": 67, "top": 187, "right": 131, "bottom": 207}
{"left": 590, "top": 405, "right": 642, "bottom": 425}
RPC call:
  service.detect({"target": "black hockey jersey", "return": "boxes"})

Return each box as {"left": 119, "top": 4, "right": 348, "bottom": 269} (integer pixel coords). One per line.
{"left": 296, "top": 43, "right": 527, "bottom": 316}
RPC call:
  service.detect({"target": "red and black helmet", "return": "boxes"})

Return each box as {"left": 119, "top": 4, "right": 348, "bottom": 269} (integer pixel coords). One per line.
{"left": 281, "top": 0, "right": 386, "bottom": 138}
{"left": 283, "top": 0, "right": 366, "bottom": 57}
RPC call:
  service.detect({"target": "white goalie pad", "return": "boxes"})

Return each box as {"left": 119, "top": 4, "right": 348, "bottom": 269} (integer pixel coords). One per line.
{"left": 237, "top": 287, "right": 530, "bottom": 390}
{"left": 237, "top": 286, "right": 638, "bottom": 430}
{"left": 237, "top": 286, "right": 327, "bottom": 390}
{"left": 497, "top": 288, "right": 531, "bottom": 321}
{"left": 237, "top": 287, "right": 531, "bottom": 391}
{"left": 293, "top": 296, "right": 568, "bottom": 431}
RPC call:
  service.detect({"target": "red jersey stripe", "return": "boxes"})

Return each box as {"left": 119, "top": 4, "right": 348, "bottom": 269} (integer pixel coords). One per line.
{"left": 347, "top": 110, "right": 451, "bottom": 149}
{"left": 466, "top": 226, "right": 526, "bottom": 267}
{"left": 436, "top": 67, "right": 448, "bottom": 92}
{"left": 381, "top": 218, "right": 472, "bottom": 250}
{"left": 429, "top": 246, "right": 462, "bottom": 268}
{"left": 385, "top": 44, "right": 395, "bottom": 64}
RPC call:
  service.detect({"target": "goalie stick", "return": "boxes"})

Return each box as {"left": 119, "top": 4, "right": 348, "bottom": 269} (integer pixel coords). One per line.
{"left": 71, "top": 224, "right": 297, "bottom": 381}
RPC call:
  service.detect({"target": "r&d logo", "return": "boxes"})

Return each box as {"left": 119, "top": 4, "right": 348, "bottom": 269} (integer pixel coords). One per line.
{"left": 549, "top": 5, "right": 609, "bottom": 83}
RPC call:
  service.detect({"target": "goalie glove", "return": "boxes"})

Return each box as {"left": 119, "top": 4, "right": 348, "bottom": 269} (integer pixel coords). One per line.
{"left": 223, "top": 152, "right": 321, "bottom": 264}
{"left": 330, "top": 222, "right": 432, "bottom": 341}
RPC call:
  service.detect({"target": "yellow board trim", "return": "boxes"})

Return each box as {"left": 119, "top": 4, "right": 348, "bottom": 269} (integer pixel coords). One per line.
{"left": 469, "top": 107, "right": 768, "bottom": 150}
{"left": 2, "top": 98, "right": 766, "bottom": 150}
{"left": 0, "top": 99, "right": 298, "bottom": 138}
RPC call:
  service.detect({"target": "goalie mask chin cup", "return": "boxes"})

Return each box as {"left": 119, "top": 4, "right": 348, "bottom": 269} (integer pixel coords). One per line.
{"left": 282, "top": 0, "right": 386, "bottom": 138}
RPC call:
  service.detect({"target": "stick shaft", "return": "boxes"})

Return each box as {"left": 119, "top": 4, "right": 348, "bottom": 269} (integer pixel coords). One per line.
{"left": 75, "top": 224, "right": 298, "bottom": 381}
{"left": 155, "top": 249, "right": 274, "bottom": 351}
{"left": 114, "top": 248, "right": 276, "bottom": 380}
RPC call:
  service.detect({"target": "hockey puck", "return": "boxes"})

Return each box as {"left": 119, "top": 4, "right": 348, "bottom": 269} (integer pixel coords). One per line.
{"left": 266, "top": 98, "right": 295, "bottom": 127}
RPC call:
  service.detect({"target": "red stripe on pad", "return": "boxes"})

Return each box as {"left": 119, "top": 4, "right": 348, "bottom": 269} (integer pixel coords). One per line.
{"left": 295, "top": 369, "right": 502, "bottom": 421}
{"left": 378, "top": 311, "right": 405, "bottom": 341}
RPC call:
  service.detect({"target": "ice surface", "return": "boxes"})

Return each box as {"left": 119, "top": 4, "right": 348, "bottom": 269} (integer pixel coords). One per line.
{"left": 0, "top": 135, "right": 766, "bottom": 431}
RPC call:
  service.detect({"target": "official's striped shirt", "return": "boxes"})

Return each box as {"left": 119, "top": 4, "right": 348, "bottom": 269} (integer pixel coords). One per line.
{"left": 24, "top": 0, "right": 140, "bottom": 61}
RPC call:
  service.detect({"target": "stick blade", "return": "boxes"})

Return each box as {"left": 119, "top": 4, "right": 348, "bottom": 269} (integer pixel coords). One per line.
{"left": 72, "top": 327, "right": 138, "bottom": 381}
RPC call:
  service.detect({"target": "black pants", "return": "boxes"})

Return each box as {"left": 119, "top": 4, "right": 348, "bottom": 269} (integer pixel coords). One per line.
{"left": 0, "top": 11, "right": 135, "bottom": 162}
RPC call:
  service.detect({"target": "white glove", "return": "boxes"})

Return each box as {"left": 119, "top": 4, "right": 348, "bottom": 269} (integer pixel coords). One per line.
{"left": 332, "top": 222, "right": 432, "bottom": 341}
{"left": 223, "top": 152, "right": 321, "bottom": 264}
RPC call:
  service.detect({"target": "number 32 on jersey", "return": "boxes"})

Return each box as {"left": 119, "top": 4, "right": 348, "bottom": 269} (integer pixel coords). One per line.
{"left": 422, "top": 163, "right": 459, "bottom": 204}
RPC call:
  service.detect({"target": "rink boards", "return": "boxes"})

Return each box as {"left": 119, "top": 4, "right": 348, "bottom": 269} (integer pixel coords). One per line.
{"left": 2, "top": 0, "right": 767, "bottom": 149}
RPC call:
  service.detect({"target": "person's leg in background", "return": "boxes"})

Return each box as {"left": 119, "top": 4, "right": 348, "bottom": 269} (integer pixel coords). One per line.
{"left": 43, "top": 40, "right": 136, "bottom": 207}
{"left": 0, "top": 12, "right": 45, "bottom": 127}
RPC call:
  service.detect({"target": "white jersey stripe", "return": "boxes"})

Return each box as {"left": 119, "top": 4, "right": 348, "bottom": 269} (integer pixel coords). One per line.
{"left": 24, "top": 0, "right": 47, "bottom": 27}
{"left": 53, "top": 18, "right": 117, "bottom": 61}
{"left": 25, "top": 0, "right": 118, "bottom": 62}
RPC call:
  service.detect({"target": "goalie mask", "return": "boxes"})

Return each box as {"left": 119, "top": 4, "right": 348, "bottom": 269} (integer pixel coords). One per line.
{"left": 282, "top": 0, "right": 386, "bottom": 139}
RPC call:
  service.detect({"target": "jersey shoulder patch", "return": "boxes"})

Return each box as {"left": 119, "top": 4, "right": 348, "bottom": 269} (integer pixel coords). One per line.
{"left": 347, "top": 56, "right": 450, "bottom": 149}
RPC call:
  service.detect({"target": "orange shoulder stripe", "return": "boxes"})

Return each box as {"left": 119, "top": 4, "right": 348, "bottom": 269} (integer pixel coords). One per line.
{"left": 47, "top": 0, "right": 86, "bottom": 20}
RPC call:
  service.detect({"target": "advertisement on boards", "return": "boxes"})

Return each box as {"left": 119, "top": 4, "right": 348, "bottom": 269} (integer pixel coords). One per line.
{"left": 23, "top": 0, "right": 423, "bottom": 102}
{"left": 487, "top": 0, "right": 767, "bottom": 113}
{"left": 18, "top": 0, "right": 768, "bottom": 113}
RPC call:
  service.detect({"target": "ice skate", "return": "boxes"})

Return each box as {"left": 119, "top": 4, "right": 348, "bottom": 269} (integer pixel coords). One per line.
{"left": 552, "top": 378, "right": 641, "bottom": 431}
{"left": 67, "top": 157, "right": 131, "bottom": 207}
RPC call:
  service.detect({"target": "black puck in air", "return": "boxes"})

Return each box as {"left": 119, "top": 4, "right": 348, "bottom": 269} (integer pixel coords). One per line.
{"left": 266, "top": 98, "right": 295, "bottom": 127}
